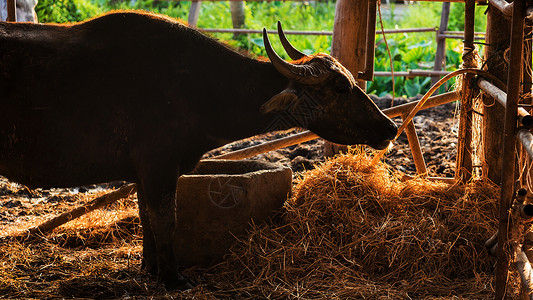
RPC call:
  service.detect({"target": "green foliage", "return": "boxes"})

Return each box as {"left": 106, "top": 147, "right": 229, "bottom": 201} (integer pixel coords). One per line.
{"left": 34, "top": 0, "right": 486, "bottom": 97}
{"left": 369, "top": 2, "right": 485, "bottom": 97}
{"left": 36, "top": 0, "right": 101, "bottom": 23}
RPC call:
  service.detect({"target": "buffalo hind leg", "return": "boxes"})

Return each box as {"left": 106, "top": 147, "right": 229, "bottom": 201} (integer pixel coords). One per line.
{"left": 136, "top": 184, "right": 158, "bottom": 275}
{"left": 139, "top": 177, "right": 193, "bottom": 290}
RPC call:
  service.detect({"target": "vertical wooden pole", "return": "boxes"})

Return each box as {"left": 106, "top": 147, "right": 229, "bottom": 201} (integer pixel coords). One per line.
{"left": 188, "top": 1, "right": 201, "bottom": 27}
{"left": 402, "top": 114, "right": 427, "bottom": 175}
{"left": 495, "top": 0, "right": 526, "bottom": 298}
{"left": 519, "top": 22, "right": 532, "bottom": 188}
{"left": 432, "top": 2, "right": 450, "bottom": 90}
{"left": 326, "top": 0, "right": 371, "bottom": 157}
{"left": 359, "top": 0, "right": 377, "bottom": 81}
{"left": 483, "top": 2, "right": 511, "bottom": 184}
{"left": 331, "top": 0, "right": 369, "bottom": 88}
{"left": 230, "top": 1, "right": 245, "bottom": 39}
{"left": 456, "top": 0, "right": 476, "bottom": 182}
{"left": 7, "top": 0, "right": 16, "bottom": 22}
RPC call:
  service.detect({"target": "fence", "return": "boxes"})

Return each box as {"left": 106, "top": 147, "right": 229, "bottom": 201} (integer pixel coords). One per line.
{"left": 188, "top": 1, "right": 485, "bottom": 80}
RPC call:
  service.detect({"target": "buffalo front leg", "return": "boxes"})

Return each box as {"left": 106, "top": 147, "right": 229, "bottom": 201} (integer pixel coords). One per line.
{"left": 139, "top": 178, "right": 192, "bottom": 290}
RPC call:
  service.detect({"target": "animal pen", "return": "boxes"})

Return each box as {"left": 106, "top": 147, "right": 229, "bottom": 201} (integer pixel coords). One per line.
{"left": 3, "top": 0, "right": 533, "bottom": 298}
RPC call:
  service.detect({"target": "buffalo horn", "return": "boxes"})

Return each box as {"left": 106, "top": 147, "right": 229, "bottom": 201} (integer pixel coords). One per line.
{"left": 277, "top": 21, "right": 307, "bottom": 60}
{"left": 262, "top": 28, "right": 325, "bottom": 84}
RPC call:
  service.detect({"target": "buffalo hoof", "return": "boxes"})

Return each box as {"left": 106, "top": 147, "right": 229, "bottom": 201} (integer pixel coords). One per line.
{"left": 162, "top": 272, "right": 195, "bottom": 291}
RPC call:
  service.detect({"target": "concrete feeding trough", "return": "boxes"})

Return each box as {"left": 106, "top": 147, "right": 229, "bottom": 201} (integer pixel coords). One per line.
{"left": 174, "top": 159, "right": 292, "bottom": 267}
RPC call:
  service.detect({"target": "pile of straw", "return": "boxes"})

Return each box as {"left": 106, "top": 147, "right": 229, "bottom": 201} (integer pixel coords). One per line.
{"left": 0, "top": 152, "right": 519, "bottom": 298}
{"left": 200, "top": 152, "right": 504, "bottom": 298}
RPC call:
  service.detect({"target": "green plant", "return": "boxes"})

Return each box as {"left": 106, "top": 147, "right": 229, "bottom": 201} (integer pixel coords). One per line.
{"left": 36, "top": 0, "right": 101, "bottom": 23}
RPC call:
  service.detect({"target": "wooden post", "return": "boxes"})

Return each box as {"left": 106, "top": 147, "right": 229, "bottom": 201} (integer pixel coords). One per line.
{"left": 483, "top": 1, "right": 511, "bottom": 184}
{"left": 495, "top": 0, "right": 526, "bottom": 298}
{"left": 230, "top": 1, "right": 245, "bottom": 39}
{"left": 326, "top": 0, "right": 373, "bottom": 157}
{"left": 432, "top": 2, "right": 450, "bottom": 91}
{"left": 331, "top": 0, "right": 370, "bottom": 87}
{"left": 455, "top": 0, "right": 476, "bottom": 182}
{"left": 6, "top": 0, "right": 16, "bottom": 22}
{"left": 188, "top": 1, "right": 202, "bottom": 27}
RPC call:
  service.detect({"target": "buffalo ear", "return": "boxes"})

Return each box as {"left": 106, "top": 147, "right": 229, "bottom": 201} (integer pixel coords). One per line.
{"left": 261, "top": 89, "right": 299, "bottom": 113}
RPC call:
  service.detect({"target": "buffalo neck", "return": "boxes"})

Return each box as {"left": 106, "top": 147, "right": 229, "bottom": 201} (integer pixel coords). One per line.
{"left": 196, "top": 53, "right": 291, "bottom": 147}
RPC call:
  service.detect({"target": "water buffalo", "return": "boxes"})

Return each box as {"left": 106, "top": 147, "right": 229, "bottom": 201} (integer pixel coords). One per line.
{"left": 0, "top": 11, "right": 397, "bottom": 288}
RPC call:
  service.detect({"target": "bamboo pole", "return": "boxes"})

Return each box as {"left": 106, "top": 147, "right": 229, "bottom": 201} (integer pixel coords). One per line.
{"left": 518, "top": 129, "right": 533, "bottom": 159}
{"left": 214, "top": 131, "right": 318, "bottom": 160}
{"left": 516, "top": 249, "right": 533, "bottom": 299}
{"left": 374, "top": 70, "right": 451, "bottom": 77}
{"left": 495, "top": 0, "right": 526, "bottom": 297}
{"left": 455, "top": 0, "right": 476, "bottom": 182}
{"left": 478, "top": 79, "right": 533, "bottom": 127}
{"left": 401, "top": 114, "right": 428, "bottom": 175}
{"left": 27, "top": 184, "right": 137, "bottom": 235}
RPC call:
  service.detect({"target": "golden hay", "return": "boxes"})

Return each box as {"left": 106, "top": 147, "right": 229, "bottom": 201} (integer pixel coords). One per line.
{"left": 204, "top": 152, "right": 503, "bottom": 298}
{"left": 0, "top": 153, "right": 519, "bottom": 299}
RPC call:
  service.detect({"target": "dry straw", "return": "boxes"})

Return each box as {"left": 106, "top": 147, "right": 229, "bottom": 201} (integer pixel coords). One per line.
{"left": 0, "top": 152, "right": 522, "bottom": 298}
{"left": 204, "top": 151, "right": 509, "bottom": 299}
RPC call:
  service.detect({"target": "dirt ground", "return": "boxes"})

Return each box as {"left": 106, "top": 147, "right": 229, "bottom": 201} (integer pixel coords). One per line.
{"left": 0, "top": 95, "right": 463, "bottom": 298}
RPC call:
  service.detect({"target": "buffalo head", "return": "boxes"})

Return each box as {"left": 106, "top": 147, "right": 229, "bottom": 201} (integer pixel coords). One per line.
{"left": 261, "top": 22, "right": 397, "bottom": 150}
